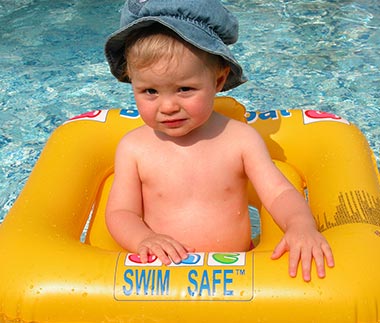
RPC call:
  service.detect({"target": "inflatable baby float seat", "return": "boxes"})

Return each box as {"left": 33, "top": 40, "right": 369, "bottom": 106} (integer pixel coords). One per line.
{"left": 0, "top": 97, "right": 380, "bottom": 323}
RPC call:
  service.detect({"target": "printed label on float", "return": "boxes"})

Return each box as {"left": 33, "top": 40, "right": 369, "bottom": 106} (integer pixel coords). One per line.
{"left": 245, "top": 109, "right": 292, "bottom": 124}
{"left": 302, "top": 110, "right": 350, "bottom": 125}
{"left": 113, "top": 252, "right": 253, "bottom": 301}
{"left": 65, "top": 110, "right": 109, "bottom": 124}
{"left": 318, "top": 190, "right": 380, "bottom": 231}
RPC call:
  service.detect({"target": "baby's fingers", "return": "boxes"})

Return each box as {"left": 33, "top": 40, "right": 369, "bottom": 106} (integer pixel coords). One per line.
{"left": 161, "top": 240, "right": 189, "bottom": 264}
{"left": 138, "top": 240, "right": 172, "bottom": 265}
{"left": 271, "top": 238, "right": 288, "bottom": 260}
{"left": 308, "top": 241, "right": 335, "bottom": 280}
{"left": 139, "top": 236, "right": 190, "bottom": 265}
{"left": 150, "top": 244, "right": 175, "bottom": 265}
{"left": 288, "top": 245, "right": 302, "bottom": 279}
{"left": 310, "top": 244, "right": 332, "bottom": 280}
{"left": 137, "top": 246, "right": 154, "bottom": 264}
{"left": 322, "top": 242, "right": 335, "bottom": 268}
{"left": 311, "top": 238, "right": 334, "bottom": 277}
{"left": 271, "top": 238, "right": 301, "bottom": 278}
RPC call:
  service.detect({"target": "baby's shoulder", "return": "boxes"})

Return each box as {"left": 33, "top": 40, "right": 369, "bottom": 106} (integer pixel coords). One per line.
{"left": 120, "top": 124, "right": 153, "bottom": 142}
{"left": 224, "top": 116, "right": 261, "bottom": 137}
{"left": 222, "top": 117, "right": 268, "bottom": 152}
{"left": 117, "top": 125, "right": 156, "bottom": 151}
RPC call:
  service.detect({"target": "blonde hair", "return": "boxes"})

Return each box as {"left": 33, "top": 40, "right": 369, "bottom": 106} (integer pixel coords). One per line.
{"left": 123, "top": 24, "right": 227, "bottom": 80}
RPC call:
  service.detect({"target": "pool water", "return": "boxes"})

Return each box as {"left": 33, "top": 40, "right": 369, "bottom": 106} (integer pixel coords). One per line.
{"left": 1, "top": 0, "right": 379, "bottom": 234}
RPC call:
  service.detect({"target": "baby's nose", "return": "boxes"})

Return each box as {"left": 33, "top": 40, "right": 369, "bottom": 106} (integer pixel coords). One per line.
{"left": 159, "top": 99, "right": 180, "bottom": 114}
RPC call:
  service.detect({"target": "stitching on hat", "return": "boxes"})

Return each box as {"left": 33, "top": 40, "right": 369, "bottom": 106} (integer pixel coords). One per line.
{"left": 169, "top": 15, "right": 221, "bottom": 42}
{"left": 128, "top": 0, "right": 148, "bottom": 15}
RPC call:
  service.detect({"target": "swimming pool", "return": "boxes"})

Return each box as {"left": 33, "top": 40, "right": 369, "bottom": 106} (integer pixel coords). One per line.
{"left": 1, "top": 0, "right": 379, "bottom": 225}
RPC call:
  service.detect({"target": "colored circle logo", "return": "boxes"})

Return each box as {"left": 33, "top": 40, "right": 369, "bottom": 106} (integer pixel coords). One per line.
{"left": 180, "top": 254, "right": 201, "bottom": 265}
{"left": 120, "top": 109, "right": 140, "bottom": 119}
{"left": 212, "top": 253, "right": 240, "bottom": 265}
{"left": 128, "top": 254, "right": 157, "bottom": 264}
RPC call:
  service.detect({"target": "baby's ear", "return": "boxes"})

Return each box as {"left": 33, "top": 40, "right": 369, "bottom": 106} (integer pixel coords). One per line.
{"left": 215, "top": 66, "right": 230, "bottom": 92}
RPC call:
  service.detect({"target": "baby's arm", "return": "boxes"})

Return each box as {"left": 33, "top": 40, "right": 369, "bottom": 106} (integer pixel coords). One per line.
{"left": 242, "top": 126, "right": 334, "bottom": 281}
{"left": 105, "top": 136, "right": 190, "bottom": 265}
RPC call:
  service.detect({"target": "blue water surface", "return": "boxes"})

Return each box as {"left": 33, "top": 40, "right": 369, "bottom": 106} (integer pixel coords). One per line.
{"left": 0, "top": 0, "right": 379, "bottom": 225}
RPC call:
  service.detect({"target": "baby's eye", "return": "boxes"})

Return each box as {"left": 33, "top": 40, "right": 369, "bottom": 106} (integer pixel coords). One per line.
{"left": 145, "top": 88, "right": 158, "bottom": 95}
{"left": 178, "top": 87, "right": 193, "bottom": 92}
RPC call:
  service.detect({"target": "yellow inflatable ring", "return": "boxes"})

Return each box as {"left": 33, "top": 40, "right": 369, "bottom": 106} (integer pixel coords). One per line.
{"left": 1, "top": 97, "right": 380, "bottom": 323}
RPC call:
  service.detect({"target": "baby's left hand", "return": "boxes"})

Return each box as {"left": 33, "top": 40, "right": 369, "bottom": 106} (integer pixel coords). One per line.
{"left": 271, "top": 224, "right": 335, "bottom": 282}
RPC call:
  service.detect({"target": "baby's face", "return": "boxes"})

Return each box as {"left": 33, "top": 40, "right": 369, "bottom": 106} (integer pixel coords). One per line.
{"left": 129, "top": 47, "right": 227, "bottom": 138}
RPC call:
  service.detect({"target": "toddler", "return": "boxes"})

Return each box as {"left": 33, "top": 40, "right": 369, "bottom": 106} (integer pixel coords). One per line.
{"left": 105, "top": 0, "right": 334, "bottom": 282}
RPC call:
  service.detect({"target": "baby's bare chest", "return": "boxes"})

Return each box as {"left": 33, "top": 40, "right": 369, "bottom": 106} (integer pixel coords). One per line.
{"left": 138, "top": 146, "right": 246, "bottom": 198}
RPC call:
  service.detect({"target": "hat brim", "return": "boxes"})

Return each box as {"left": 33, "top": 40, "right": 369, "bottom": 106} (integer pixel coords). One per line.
{"left": 105, "top": 17, "right": 246, "bottom": 91}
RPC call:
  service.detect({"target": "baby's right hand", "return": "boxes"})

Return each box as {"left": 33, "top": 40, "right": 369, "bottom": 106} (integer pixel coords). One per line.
{"left": 137, "top": 233, "right": 193, "bottom": 265}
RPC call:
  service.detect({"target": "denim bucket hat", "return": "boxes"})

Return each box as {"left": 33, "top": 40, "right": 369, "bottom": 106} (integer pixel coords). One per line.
{"left": 105, "top": 0, "right": 247, "bottom": 91}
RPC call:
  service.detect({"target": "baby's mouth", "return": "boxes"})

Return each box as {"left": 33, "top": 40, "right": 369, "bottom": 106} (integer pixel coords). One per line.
{"left": 161, "top": 118, "right": 187, "bottom": 127}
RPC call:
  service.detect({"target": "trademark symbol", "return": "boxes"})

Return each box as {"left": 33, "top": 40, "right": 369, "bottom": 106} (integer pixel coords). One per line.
{"left": 236, "top": 269, "right": 245, "bottom": 275}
